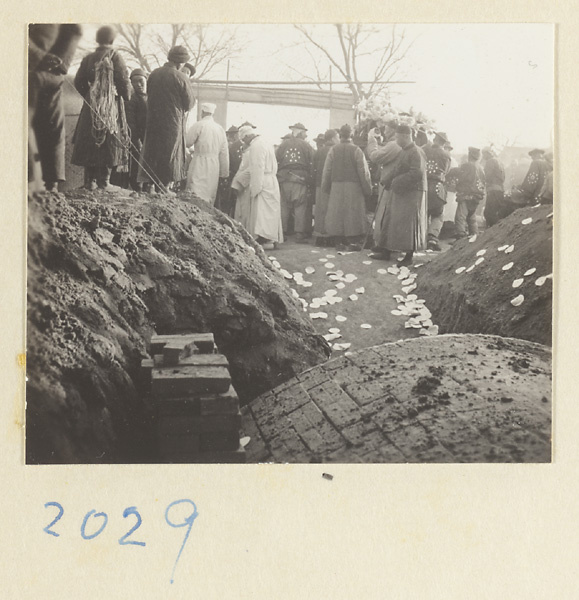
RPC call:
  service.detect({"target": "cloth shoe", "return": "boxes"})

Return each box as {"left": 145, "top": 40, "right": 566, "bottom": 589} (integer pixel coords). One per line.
{"left": 427, "top": 239, "right": 441, "bottom": 251}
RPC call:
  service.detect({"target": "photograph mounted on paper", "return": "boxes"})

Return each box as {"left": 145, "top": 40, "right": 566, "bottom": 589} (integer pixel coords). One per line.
{"left": 26, "top": 23, "right": 553, "bottom": 464}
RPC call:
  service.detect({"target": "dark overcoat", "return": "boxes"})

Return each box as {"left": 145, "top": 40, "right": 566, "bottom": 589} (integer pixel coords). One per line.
{"left": 71, "top": 46, "right": 131, "bottom": 168}
{"left": 138, "top": 63, "right": 196, "bottom": 185}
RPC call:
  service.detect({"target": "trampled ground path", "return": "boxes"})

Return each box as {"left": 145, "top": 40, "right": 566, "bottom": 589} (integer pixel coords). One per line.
{"left": 240, "top": 334, "right": 551, "bottom": 463}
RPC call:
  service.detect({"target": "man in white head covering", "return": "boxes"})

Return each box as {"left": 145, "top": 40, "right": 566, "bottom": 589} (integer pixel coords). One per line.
{"left": 185, "top": 101, "right": 229, "bottom": 203}
{"left": 231, "top": 125, "right": 283, "bottom": 249}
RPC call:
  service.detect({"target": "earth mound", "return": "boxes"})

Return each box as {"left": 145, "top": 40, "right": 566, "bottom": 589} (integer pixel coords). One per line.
{"left": 241, "top": 334, "right": 552, "bottom": 463}
{"left": 26, "top": 190, "right": 329, "bottom": 464}
{"left": 415, "top": 205, "right": 553, "bottom": 345}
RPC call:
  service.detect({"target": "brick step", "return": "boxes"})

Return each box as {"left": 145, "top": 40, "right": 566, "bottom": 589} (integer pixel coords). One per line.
{"left": 150, "top": 333, "right": 215, "bottom": 355}
{"left": 152, "top": 365, "right": 231, "bottom": 397}
{"left": 158, "top": 385, "right": 240, "bottom": 417}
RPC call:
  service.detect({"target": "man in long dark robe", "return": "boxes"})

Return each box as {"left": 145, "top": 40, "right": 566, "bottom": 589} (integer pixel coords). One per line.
{"left": 312, "top": 129, "right": 338, "bottom": 246}
{"left": 322, "top": 124, "right": 372, "bottom": 252}
{"left": 366, "top": 121, "right": 401, "bottom": 259}
{"left": 482, "top": 146, "right": 506, "bottom": 228}
{"left": 380, "top": 124, "right": 428, "bottom": 266}
{"left": 423, "top": 132, "right": 451, "bottom": 251}
{"left": 138, "top": 45, "right": 196, "bottom": 192}
{"left": 71, "top": 26, "right": 131, "bottom": 191}
{"left": 29, "top": 24, "right": 83, "bottom": 192}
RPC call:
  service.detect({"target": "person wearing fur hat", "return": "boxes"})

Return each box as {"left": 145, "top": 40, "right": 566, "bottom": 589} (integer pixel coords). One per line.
{"left": 423, "top": 132, "right": 452, "bottom": 250}
{"left": 71, "top": 25, "right": 131, "bottom": 191}
{"left": 185, "top": 102, "right": 229, "bottom": 204}
{"left": 481, "top": 146, "right": 506, "bottom": 228}
{"left": 377, "top": 124, "right": 428, "bottom": 266}
{"left": 138, "top": 45, "right": 196, "bottom": 192}
{"left": 454, "top": 147, "right": 486, "bottom": 238}
{"left": 276, "top": 122, "right": 315, "bottom": 241}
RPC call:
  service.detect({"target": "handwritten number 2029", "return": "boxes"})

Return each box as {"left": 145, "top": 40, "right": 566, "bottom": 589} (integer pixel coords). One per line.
{"left": 43, "top": 501, "right": 198, "bottom": 583}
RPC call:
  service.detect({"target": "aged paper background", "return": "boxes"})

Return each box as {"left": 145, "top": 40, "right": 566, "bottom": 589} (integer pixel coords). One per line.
{"left": 2, "top": 2, "right": 577, "bottom": 598}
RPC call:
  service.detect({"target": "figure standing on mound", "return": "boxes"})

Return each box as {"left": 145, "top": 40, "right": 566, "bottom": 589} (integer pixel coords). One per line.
{"left": 379, "top": 124, "right": 428, "bottom": 266}
{"left": 481, "top": 146, "right": 505, "bottom": 228}
{"left": 276, "top": 122, "right": 314, "bottom": 242}
{"left": 321, "top": 124, "right": 372, "bottom": 252}
{"left": 28, "top": 24, "right": 83, "bottom": 193}
{"left": 185, "top": 102, "right": 229, "bottom": 204}
{"left": 71, "top": 26, "right": 131, "bottom": 192}
{"left": 138, "top": 46, "right": 196, "bottom": 193}
{"left": 454, "top": 146, "right": 486, "bottom": 238}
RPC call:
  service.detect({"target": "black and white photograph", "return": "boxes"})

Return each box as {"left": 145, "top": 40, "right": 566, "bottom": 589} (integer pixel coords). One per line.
{"left": 27, "top": 22, "right": 553, "bottom": 465}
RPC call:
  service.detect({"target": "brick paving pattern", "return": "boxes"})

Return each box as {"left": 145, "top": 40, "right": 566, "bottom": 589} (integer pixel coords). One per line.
{"left": 241, "top": 334, "right": 552, "bottom": 463}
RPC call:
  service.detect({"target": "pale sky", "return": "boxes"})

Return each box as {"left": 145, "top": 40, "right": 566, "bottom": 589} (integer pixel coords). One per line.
{"left": 79, "top": 23, "right": 553, "bottom": 154}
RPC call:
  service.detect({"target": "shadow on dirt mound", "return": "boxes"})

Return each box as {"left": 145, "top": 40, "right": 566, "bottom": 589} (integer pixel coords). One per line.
{"left": 415, "top": 205, "right": 553, "bottom": 346}
{"left": 26, "top": 190, "right": 329, "bottom": 464}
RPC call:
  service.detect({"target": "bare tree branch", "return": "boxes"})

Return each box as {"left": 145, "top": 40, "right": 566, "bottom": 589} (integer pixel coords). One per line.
{"left": 292, "top": 23, "right": 413, "bottom": 104}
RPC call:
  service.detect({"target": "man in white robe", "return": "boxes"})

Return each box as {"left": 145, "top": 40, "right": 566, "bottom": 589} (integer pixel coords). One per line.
{"left": 185, "top": 102, "right": 229, "bottom": 203}
{"left": 231, "top": 126, "right": 283, "bottom": 249}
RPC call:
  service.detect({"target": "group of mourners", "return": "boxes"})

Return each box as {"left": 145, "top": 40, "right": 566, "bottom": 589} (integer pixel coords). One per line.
{"left": 28, "top": 25, "right": 554, "bottom": 263}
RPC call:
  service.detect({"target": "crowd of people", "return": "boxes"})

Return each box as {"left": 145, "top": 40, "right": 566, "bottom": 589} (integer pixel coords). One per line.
{"left": 28, "top": 25, "right": 554, "bottom": 262}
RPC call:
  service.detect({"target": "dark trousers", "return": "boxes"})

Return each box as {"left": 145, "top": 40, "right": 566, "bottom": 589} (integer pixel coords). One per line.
{"left": 31, "top": 72, "right": 66, "bottom": 185}
{"left": 484, "top": 190, "right": 505, "bottom": 228}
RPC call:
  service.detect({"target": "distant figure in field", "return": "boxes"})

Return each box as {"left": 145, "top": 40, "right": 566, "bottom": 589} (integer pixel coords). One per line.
{"left": 138, "top": 45, "right": 196, "bottom": 192}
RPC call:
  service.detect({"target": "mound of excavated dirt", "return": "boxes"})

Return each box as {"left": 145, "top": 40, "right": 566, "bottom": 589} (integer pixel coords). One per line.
{"left": 241, "top": 334, "right": 552, "bottom": 463}
{"left": 27, "top": 190, "right": 329, "bottom": 464}
{"left": 415, "top": 205, "right": 553, "bottom": 346}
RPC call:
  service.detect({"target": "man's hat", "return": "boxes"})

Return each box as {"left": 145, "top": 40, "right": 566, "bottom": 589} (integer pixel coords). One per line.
{"left": 130, "top": 68, "right": 148, "bottom": 79}
{"left": 482, "top": 146, "right": 496, "bottom": 157}
{"left": 201, "top": 102, "right": 216, "bottom": 115}
{"left": 434, "top": 131, "right": 449, "bottom": 144}
{"left": 289, "top": 122, "right": 307, "bottom": 131}
{"left": 468, "top": 146, "right": 481, "bottom": 160}
{"left": 529, "top": 148, "right": 545, "bottom": 158}
{"left": 315, "top": 133, "right": 325, "bottom": 142}
{"left": 396, "top": 124, "right": 412, "bottom": 135}
{"left": 168, "top": 45, "right": 190, "bottom": 63}
{"left": 182, "top": 63, "right": 196, "bottom": 77}
{"left": 227, "top": 125, "right": 239, "bottom": 134}
{"left": 240, "top": 121, "right": 256, "bottom": 129}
